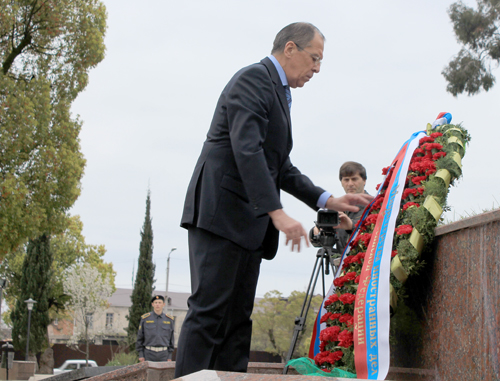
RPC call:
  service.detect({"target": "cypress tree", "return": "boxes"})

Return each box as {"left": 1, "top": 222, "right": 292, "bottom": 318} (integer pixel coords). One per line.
{"left": 126, "top": 191, "right": 156, "bottom": 348}
{"left": 11, "top": 233, "right": 52, "bottom": 358}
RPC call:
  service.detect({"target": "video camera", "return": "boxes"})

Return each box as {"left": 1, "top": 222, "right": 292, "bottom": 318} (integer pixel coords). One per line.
{"left": 309, "top": 210, "right": 339, "bottom": 248}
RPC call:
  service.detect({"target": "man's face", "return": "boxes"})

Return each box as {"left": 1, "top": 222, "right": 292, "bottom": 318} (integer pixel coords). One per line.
{"left": 286, "top": 33, "right": 324, "bottom": 88}
{"left": 341, "top": 173, "right": 366, "bottom": 194}
{"left": 152, "top": 299, "right": 165, "bottom": 313}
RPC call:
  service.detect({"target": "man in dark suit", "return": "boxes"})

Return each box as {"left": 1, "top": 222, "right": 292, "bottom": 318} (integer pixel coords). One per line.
{"left": 175, "top": 22, "right": 372, "bottom": 377}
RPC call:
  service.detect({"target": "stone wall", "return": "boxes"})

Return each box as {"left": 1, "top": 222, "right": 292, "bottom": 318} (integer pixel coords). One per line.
{"left": 392, "top": 209, "right": 500, "bottom": 380}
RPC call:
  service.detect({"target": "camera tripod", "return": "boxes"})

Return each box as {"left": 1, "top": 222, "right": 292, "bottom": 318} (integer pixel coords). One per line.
{"left": 282, "top": 245, "right": 341, "bottom": 374}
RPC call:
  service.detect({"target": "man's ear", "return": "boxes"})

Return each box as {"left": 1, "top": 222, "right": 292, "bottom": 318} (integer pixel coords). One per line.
{"left": 283, "top": 41, "right": 296, "bottom": 59}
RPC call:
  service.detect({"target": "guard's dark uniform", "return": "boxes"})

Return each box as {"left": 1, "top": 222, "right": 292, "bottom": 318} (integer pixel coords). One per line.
{"left": 136, "top": 310, "right": 175, "bottom": 361}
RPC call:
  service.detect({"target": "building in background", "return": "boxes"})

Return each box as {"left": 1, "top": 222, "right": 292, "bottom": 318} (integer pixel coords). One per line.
{"left": 47, "top": 288, "right": 189, "bottom": 347}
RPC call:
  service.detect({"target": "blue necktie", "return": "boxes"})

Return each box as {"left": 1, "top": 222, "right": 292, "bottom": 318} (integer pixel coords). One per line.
{"left": 284, "top": 85, "right": 292, "bottom": 110}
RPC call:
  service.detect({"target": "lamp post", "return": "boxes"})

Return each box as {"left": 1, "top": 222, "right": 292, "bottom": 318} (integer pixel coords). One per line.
{"left": 24, "top": 298, "right": 36, "bottom": 361}
{"left": 165, "top": 248, "right": 177, "bottom": 301}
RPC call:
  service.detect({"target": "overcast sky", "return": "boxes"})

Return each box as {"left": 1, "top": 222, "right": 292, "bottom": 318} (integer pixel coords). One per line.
{"left": 69, "top": 0, "right": 498, "bottom": 299}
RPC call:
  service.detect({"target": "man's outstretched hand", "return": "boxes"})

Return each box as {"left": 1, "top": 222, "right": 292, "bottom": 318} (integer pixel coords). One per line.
{"left": 325, "top": 193, "right": 373, "bottom": 213}
{"left": 268, "top": 209, "right": 309, "bottom": 252}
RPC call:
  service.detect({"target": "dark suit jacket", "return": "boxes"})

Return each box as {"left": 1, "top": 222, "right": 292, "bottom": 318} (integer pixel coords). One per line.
{"left": 181, "top": 57, "right": 325, "bottom": 259}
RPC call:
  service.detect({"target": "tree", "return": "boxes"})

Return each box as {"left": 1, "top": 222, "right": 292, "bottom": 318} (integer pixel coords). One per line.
{"left": 126, "top": 191, "right": 156, "bottom": 349}
{"left": 443, "top": 0, "right": 500, "bottom": 96}
{"left": 251, "top": 290, "right": 323, "bottom": 361}
{"left": 63, "top": 263, "right": 113, "bottom": 365}
{"left": 0, "top": 215, "right": 115, "bottom": 323}
{"left": 11, "top": 234, "right": 52, "bottom": 358}
{"left": 0, "top": 0, "right": 107, "bottom": 257}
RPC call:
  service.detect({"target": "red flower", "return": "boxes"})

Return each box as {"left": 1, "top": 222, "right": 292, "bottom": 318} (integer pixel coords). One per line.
{"left": 355, "top": 275, "right": 360, "bottom": 283}
{"left": 395, "top": 224, "right": 413, "bottom": 235}
{"left": 371, "top": 197, "right": 384, "bottom": 210}
{"left": 433, "top": 151, "right": 447, "bottom": 160}
{"left": 324, "top": 293, "right": 339, "bottom": 307}
{"left": 419, "top": 136, "right": 435, "bottom": 144}
{"left": 319, "top": 325, "right": 340, "bottom": 342}
{"left": 355, "top": 252, "right": 366, "bottom": 264}
{"left": 364, "top": 213, "right": 378, "bottom": 225}
{"left": 330, "top": 313, "right": 341, "bottom": 321}
{"left": 314, "top": 350, "right": 329, "bottom": 365}
{"left": 320, "top": 312, "right": 341, "bottom": 324}
{"left": 402, "top": 188, "right": 418, "bottom": 199}
{"left": 344, "top": 271, "right": 357, "bottom": 281}
{"left": 402, "top": 187, "right": 424, "bottom": 199}
{"left": 391, "top": 250, "right": 398, "bottom": 258}
{"left": 410, "top": 175, "right": 427, "bottom": 185}
{"left": 342, "top": 255, "right": 354, "bottom": 270}
{"left": 359, "top": 233, "right": 372, "bottom": 247}
{"left": 338, "top": 313, "right": 353, "bottom": 325}
{"left": 320, "top": 312, "right": 332, "bottom": 324}
{"left": 329, "top": 351, "right": 343, "bottom": 363}
{"left": 333, "top": 276, "right": 346, "bottom": 287}
{"left": 402, "top": 202, "right": 420, "bottom": 211}
{"left": 410, "top": 158, "right": 436, "bottom": 174}
{"left": 381, "top": 166, "right": 391, "bottom": 175}
{"left": 339, "top": 293, "right": 356, "bottom": 304}
{"left": 319, "top": 341, "right": 327, "bottom": 352}
{"left": 413, "top": 147, "right": 425, "bottom": 155}
{"left": 422, "top": 142, "right": 443, "bottom": 152}
{"left": 343, "top": 253, "right": 364, "bottom": 269}
{"left": 338, "top": 329, "right": 354, "bottom": 348}
{"left": 314, "top": 350, "right": 343, "bottom": 366}
{"left": 334, "top": 272, "right": 356, "bottom": 287}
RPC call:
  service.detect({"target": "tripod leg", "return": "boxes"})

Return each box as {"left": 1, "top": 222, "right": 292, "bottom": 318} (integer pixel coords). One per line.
{"left": 282, "top": 250, "right": 326, "bottom": 374}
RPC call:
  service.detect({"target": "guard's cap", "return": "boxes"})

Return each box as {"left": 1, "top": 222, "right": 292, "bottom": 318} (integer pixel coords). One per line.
{"left": 151, "top": 295, "right": 165, "bottom": 303}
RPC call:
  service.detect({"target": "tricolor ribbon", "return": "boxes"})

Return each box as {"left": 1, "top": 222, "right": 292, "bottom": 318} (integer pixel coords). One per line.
{"left": 353, "top": 130, "right": 426, "bottom": 380}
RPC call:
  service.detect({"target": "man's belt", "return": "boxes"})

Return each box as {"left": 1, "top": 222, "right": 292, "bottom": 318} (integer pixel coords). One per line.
{"left": 145, "top": 346, "right": 168, "bottom": 352}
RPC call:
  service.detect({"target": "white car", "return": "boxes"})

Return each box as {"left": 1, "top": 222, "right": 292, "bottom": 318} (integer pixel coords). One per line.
{"left": 53, "top": 359, "right": 98, "bottom": 374}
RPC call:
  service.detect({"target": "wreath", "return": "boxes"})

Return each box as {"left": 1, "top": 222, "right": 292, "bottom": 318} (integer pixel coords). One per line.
{"left": 290, "top": 117, "right": 470, "bottom": 378}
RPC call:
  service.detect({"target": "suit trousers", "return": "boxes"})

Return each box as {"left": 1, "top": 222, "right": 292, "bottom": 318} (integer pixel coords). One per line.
{"left": 174, "top": 226, "right": 262, "bottom": 377}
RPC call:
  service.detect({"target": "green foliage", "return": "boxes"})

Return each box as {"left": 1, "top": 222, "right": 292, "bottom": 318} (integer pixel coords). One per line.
{"left": 389, "top": 301, "right": 422, "bottom": 356}
{"left": 105, "top": 352, "right": 138, "bottom": 366}
{"left": 251, "top": 290, "right": 323, "bottom": 361}
{"left": 443, "top": 0, "right": 500, "bottom": 96}
{"left": 392, "top": 124, "right": 470, "bottom": 296}
{"left": 11, "top": 234, "right": 52, "bottom": 355}
{"left": 0, "top": 215, "right": 115, "bottom": 322}
{"left": 126, "top": 191, "right": 156, "bottom": 350}
{"left": 0, "top": 0, "right": 107, "bottom": 258}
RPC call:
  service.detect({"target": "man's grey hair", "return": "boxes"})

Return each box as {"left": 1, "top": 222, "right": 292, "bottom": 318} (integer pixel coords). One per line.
{"left": 271, "top": 22, "right": 325, "bottom": 54}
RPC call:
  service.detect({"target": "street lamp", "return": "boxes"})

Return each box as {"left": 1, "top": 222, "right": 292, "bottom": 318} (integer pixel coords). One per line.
{"left": 165, "top": 248, "right": 177, "bottom": 301}
{"left": 24, "top": 298, "right": 36, "bottom": 361}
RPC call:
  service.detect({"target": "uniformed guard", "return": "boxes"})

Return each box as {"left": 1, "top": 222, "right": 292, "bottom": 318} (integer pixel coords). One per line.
{"left": 136, "top": 295, "right": 175, "bottom": 362}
